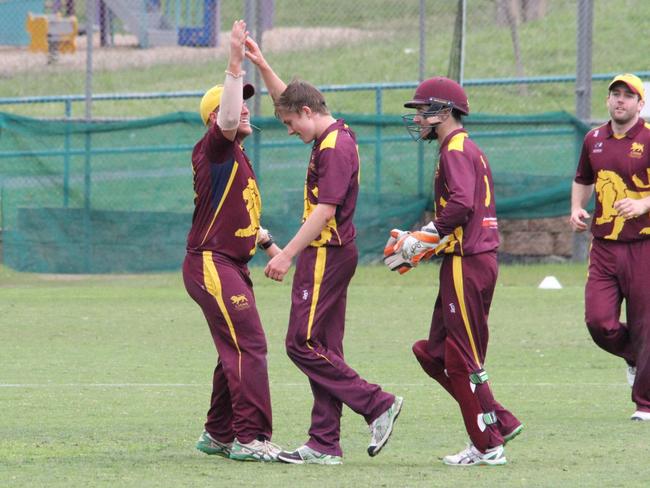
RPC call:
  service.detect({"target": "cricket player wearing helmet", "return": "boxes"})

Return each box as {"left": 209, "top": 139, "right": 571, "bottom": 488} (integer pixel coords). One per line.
{"left": 182, "top": 20, "right": 282, "bottom": 462}
{"left": 393, "top": 76, "right": 523, "bottom": 466}
{"left": 570, "top": 73, "right": 650, "bottom": 422}
{"left": 244, "top": 36, "right": 403, "bottom": 465}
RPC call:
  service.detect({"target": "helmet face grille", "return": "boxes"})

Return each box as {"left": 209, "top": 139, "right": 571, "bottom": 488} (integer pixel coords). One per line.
{"left": 401, "top": 113, "right": 438, "bottom": 142}
{"left": 401, "top": 98, "right": 453, "bottom": 142}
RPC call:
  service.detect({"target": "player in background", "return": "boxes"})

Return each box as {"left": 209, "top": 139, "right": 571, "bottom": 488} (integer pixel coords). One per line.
{"left": 244, "top": 37, "right": 403, "bottom": 465}
{"left": 182, "top": 20, "right": 282, "bottom": 462}
{"left": 570, "top": 73, "right": 650, "bottom": 422}
{"left": 387, "top": 77, "right": 522, "bottom": 466}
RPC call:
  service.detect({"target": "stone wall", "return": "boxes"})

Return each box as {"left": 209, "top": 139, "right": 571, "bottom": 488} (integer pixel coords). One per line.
{"left": 422, "top": 212, "right": 589, "bottom": 262}
{"left": 499, "top": 216, "right": 574, "bottom": 258}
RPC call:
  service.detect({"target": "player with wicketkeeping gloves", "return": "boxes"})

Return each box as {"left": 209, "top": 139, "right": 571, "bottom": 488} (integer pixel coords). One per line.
{"left": 388, "top": 77, "right": 523, "bottom": 467}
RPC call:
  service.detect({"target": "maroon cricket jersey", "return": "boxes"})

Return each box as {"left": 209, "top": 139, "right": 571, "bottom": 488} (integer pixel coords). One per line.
{"left": 433, "top": 128, "right": 499, "bottom": 256}
{"left": 575, "top": 118, "right": 650, "bottom": 242}
{"left": 303, "top": 119, "right": 359, "bottom": 247}
{"left": 186, "top": 123, "right": 261, "bottom": 263}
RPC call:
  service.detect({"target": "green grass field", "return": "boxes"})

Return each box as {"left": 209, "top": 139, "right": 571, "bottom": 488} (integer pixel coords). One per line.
{"left": 1, "top": 262, "right": 649, "bottom": 487}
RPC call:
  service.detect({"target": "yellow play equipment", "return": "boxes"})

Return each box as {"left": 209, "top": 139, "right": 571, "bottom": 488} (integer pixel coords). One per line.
{"left": 26, "top": 12, "right": 78, "bottom": 61}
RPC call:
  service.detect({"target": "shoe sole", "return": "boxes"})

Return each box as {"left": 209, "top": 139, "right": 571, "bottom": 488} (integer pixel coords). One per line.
{"left": 229, "top": 453, "right": 276, "bottom": 462}
{"left": 443, "top": 458, "right": 507, "bottom": 467}
{"left": 196, "top": 443, "right": 230, "bottom": 458}
{"left": 277, "top": 454, "right": 342, "bottom": 465}
{"left": 503, "top": 424, "right": 524, "bottom": 445}
{"left": 368, "top": 396, "right": 403, "bottom": 457}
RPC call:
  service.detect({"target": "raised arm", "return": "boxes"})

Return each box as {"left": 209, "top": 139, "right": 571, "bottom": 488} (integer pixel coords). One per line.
{"left": 245, "top": 36, "right": 287, "bottom": 102}
{"left": 217, "top": 19, "right": 248, "bottom": 141}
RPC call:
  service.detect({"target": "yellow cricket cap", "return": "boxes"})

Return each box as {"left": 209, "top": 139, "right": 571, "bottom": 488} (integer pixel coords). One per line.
{"left": 608, "top": 73, "right": 645, "bottom": 101}
{"left": 199, "top": 83, "right": 255, "bottom": 125}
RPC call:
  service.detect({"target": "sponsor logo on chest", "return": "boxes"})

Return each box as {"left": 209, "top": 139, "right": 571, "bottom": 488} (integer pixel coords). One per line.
{"left": 630, "top": 142, "right": 644, "bottom": 159}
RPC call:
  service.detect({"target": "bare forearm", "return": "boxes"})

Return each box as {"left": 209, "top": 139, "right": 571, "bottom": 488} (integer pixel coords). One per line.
{"left": 571, "top": 181, "right": 593, "bottom": 211}
{"left": 283, "top": 204, "right": 335, "bottom": 258}
{"left": 258, "top": 64, "right": 287, "bottom": 102}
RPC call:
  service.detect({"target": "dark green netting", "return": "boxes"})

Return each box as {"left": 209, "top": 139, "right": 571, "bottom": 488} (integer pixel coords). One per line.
{"left": 0, "top": 110, "right": 588, "bottom": 273}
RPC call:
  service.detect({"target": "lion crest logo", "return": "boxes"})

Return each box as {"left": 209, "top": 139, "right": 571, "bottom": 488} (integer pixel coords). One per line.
{"left": 230, "top": 294, "right": 250, "bottom": 310}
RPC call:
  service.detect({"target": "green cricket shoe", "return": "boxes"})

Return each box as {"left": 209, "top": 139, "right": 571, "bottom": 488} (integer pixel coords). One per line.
{"left": 196, "top": 431, "right": 231, "bottom": 458}
{"left": 277, "top": 445, "right": 343, "bottom": 465}
{"left": 503, "top": 423, "right": 524, "bottom": 445}
{"left": 229, "top": 438, "right": 282, "bottom": 462}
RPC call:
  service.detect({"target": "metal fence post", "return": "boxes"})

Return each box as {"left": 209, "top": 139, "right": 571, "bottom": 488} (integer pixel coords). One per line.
{"left": 419, "top": 0, "right": 425, "bottom": 82}
{"left": 573, "top": 0, "right": 593, "bottom": 262}
{"left": 63, "top": 99, "right": 71, "bottom": 207}
{"left": 375, "top": 86, "right": 382, "bottom": 196}
{"left": 84, "top": 0, "right": 95, "bottom": 272}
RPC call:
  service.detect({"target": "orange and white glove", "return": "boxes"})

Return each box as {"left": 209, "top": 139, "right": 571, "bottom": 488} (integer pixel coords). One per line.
{"left": 404, "top": 221, "right": 441, "bottom": 265}
{"left": 383, "top": 229, "right": 414, "bottom": 274}
{"left": 383, "top": 222, "right": 441, "bottom": 274}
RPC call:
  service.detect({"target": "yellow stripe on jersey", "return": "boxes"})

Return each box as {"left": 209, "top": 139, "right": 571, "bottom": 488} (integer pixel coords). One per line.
{"left": 447, "top": 132, "right": 468, "bottom": 152}
{"left": 306, "top": 247, "right": 333, "bottom": 365}
{"left": 484, "top": 175, "right": 491, "bottom": 207}
{"left": 200, "top": 161, "right": 239, "bottom": 247}
{"left": 320, "top": 130, "right": 338, "bottom": 150}
{"left": 356, "top": 145, "right": 361, "bottom": 184}
{"left": 452, "top": 255, "right": 482, "bottom": 367}
{"left": 202, "top": 251, "right": 242, "bottom": 377}
{"left": 436, "top": 226, "right": 463, "bottom": 255}
{"left": 645, "top": 122, "right": 650, "bottom": 130}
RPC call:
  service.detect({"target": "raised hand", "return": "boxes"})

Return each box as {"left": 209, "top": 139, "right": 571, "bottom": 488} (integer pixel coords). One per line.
{"left": 229, "top": 19, "right": 248, "bottom": 66}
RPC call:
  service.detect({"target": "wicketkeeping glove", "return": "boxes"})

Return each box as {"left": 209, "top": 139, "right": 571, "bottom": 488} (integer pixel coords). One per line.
{"left": 398, "top": 222, "right": 441, "bottom": 262}
{"left": 383, "top": 229, "right": 413, "bottom": 274}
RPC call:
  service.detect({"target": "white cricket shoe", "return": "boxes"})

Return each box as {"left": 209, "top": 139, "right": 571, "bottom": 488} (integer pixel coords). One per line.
{"left": 443, "top": 443, "right": 507, "bottom": 466}
{"left": 627, "top": 365, "right": 637, "bottom": 387}
{"left": 367, "top": 396, "right": 403, "bottom": 457}
{"left": 229, "top": 438, "right": 282, "bottom": 462}
{"left": 630, "top": 410, "right": 650, "bottom": 421}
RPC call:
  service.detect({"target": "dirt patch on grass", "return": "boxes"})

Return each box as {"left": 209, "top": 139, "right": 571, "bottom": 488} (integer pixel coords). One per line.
{"left": 0, "top": 27, "right": 381, "bottom": 78}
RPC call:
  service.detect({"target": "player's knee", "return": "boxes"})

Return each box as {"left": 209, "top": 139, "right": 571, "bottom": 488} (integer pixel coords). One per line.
{"left": 285, "top": 334, "right": 307, "bottom": 359}
{"left": 412, "top": 340, "right": 431, "bottom": 360}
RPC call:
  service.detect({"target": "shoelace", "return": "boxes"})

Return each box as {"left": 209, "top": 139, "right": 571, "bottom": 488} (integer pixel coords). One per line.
{"left": 260, "top": 440, "right": 282, "bottom": 455}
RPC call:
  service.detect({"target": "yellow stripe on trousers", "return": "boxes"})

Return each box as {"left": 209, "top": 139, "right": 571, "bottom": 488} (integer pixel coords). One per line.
{"left": 202, "top": 251, "right": 242, "bottom": 378}
{"left": 452, "top": 255, "right": 482, "bottom": 368}
{"left": 306, "top": 247, "right": 333, "bottom": 365}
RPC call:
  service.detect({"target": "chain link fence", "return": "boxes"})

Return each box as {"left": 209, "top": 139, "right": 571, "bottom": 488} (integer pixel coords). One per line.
{"left": 0, "top": 0, "right": 648, "bottom": 272}
{"left": 2, "top": 1, "right": 647, "bottom": 117}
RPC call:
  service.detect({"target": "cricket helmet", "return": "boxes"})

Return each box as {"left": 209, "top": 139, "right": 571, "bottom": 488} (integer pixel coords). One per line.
{"left": 402, "top": 77, "right": 469, "bottom": 141}
{"left": 404, "top": 77, "right": 469, "bottom": 115}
